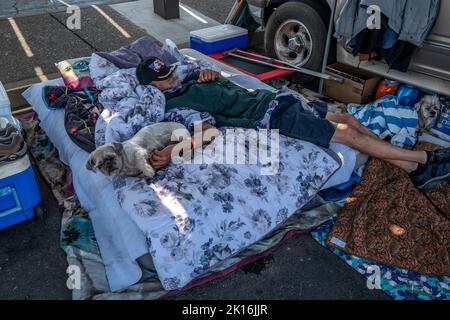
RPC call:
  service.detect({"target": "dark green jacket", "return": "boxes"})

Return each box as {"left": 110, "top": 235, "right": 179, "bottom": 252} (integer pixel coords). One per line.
{"left": 165, "top": 79, "right": 276, "bottom": 129}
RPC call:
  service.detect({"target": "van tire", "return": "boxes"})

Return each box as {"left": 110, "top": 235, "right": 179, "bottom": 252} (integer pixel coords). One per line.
{"left": 264, "top": 1, "right": 328, "bottom": 84}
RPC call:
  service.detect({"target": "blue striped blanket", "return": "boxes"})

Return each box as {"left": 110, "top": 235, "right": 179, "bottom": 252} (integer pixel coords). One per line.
{"left": 348, "top": 96, "right": 418, "bottom": 147}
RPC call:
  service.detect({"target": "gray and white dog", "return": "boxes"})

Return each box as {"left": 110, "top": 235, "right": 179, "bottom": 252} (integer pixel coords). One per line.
{"left": 86, "top": 122, "right": 190, "bottom": 177}
{"left": 416, "top": 95, "right": 442, "bottom": 131}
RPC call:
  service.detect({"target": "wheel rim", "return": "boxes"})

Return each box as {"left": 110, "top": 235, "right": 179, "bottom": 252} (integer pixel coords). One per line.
{"left": 274, "top": 19, "right": 313, "bottom": 67}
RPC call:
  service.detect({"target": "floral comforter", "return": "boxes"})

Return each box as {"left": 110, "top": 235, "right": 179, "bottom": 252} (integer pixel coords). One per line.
{"left": 112, "top": 129, "right": 341, "bottom": 290}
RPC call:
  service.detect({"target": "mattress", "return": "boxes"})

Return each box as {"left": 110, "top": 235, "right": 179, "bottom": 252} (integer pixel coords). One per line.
{"left": 22, "top": 52, "right": 357, "bottom": 291}
{"left": 23, "top": 78, "right": 148, "bottom": 291}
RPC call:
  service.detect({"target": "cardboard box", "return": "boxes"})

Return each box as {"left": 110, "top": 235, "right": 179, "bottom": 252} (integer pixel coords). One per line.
{"left": 324, "top": 63, "right": 382, "bottom": 104}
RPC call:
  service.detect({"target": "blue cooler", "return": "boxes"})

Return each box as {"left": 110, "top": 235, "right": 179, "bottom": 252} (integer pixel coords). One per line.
{"left": 190, "top": 24, "right": 248, "bottom": 55}
{"left": 0, "top": 156, "right": 41, "bottom": 230}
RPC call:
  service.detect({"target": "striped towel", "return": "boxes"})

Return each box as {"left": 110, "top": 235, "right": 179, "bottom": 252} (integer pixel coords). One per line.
{"left": 348, "top": 96, "right": 418, "bottom": 147}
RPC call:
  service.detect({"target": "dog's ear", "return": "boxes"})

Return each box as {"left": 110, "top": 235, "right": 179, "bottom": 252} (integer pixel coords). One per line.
{"left": 86, "top": 156, "right": 97, "bottom": 172}
{"left": 111, "top": 141, "right": 124, "bottom": 154}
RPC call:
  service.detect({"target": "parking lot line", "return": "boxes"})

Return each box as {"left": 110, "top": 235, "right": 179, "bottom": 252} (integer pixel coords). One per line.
{"left": 7, "top": 17, "right": 34, "bottom": 58}
{"left": 92, "top": 4, "right": 131, "bottom": 38}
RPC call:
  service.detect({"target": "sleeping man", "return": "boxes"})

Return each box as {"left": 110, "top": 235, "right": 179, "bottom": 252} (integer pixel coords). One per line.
{"left": 135, "top": 56, "right": 450, "bottom": 190}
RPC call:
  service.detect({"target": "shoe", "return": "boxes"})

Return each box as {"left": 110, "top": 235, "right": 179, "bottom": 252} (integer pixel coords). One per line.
{"left": 0, "top": 133, "right": 23, "bottom": 156}
{"left": 410, "top": 148, "right": 450, "bottom": 189}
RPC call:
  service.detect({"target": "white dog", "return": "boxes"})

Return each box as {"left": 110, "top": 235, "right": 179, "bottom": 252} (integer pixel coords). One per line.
{"left": 86, "top": 122, "right": 190, "bottom": 177}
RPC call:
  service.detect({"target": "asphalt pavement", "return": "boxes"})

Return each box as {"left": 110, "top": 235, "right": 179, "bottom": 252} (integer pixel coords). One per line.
{"left": 0, "top": 0, "right": 131, "bottom": 18}
{"left": 0, "top": 3, "right": 148, "bottom": 85}
{"left": 0, "top": 0, "right": 390, "bottom": 300}
{"left": 181, "top": 0, "right": 235, "bottom": 24}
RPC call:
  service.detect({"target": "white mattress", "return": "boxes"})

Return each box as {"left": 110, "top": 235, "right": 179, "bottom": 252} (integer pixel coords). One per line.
{"left": 23, "top": 78, "right": 148, "bottom": 291}
{"left": 22, "top": 57, "right": 357, "bottom": 291}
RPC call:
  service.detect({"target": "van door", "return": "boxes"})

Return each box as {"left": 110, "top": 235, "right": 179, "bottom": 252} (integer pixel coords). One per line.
{"left": 409, "top": 0, "right": 450, "bottom": 81}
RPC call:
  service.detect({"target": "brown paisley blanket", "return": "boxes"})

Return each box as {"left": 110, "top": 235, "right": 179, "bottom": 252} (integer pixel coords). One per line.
{"left": 327, "top": 142, "right": 450, "bottom": 276}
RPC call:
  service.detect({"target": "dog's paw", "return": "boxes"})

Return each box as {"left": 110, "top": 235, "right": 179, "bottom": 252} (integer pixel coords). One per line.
{"left": 141, "top": 164, "right": 156, "bottom": 178}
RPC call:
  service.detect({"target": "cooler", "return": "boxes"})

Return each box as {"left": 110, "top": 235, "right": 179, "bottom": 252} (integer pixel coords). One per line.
{"left": 190, "top": 24, "right": 248, "bottom": 55}
{"left": 0, "top": 156, "right": 41, "bottom": 230}
{"left": 0, "top": 81, "right": 42, "bottom": 230}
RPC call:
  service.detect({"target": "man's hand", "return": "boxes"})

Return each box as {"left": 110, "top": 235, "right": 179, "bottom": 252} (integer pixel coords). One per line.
{"left": 198, "top": 69, "right": 220, "bottom": 83}
{"left": 150, "top": 144, "right": 177, "bottom": 170}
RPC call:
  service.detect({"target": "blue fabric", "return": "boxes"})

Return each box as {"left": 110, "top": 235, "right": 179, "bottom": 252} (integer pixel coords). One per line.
{"left": 319, "top": 172, "right": 362, "bottom": 202}
{"left": 311, "top": 219, "right": 450, "bottom": 300}
{"left": 348, "top": 96, "right": 419, "bottom": 147}
{"left": 347, "top": 26, "right": 398, "bottom": 51}
{"left": 397, "top": 85, "right": 421, "bottom": 107}
{"left": 382, "top": 26, "right": 399, "bottom": 49}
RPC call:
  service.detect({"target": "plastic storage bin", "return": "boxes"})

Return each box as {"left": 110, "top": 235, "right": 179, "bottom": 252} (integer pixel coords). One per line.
{"left": 190, "top": 24, "right": 248, "bottom": 55}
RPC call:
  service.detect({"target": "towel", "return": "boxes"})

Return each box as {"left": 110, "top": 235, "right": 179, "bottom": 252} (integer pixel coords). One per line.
{"left": 348, "top": 96, "right": 418, "bottom": 147}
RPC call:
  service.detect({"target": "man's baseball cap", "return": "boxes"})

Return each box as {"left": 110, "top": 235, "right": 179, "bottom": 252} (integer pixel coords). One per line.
{"left": 136, "top": 57, "right": 177, "bottom": 85}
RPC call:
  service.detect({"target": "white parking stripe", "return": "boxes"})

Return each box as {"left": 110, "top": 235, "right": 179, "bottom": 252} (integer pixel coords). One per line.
{"left": 7, "top": 17, "right": 34, "bottom": 58}
{"left": 91, "top": 5, "right": 131, "bottom": 38}
{"left": 179, "top": 4, "right": 208, "bottom": 24}
{"left": 34, "top": 66, "right": 48, "bottom": 81}
{"left": 54, "top": 0, "right": 73, "bottom": 7}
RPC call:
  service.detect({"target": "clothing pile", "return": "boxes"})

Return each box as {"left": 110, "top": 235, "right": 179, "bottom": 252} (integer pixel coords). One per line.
{"left": 0, "top": 123, "right": 27, "bottom": 164}
{"left": 335, "top": 0, "right": 440, "bottom": 71}
{"left": 43, "top": 86, "right": 104, "bottom": 153}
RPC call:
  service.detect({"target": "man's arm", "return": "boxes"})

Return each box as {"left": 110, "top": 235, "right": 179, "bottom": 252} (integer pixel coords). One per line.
{"left": 150, "top": 108, "right": 219, "bottom": 169}
{"left": 198, "top": 69, "right": 220, "bottom": 83}
{"left": 177, "top": 57, "right": 221, "bottom": 84}
{"left": 150, "top": 122, "right": 220, "bottom": 169}
{"left": 162, "top": 39, "right": 221, "bottom": 82}
{"left": 164, "top": 107, "right": 216, "bottom": 131}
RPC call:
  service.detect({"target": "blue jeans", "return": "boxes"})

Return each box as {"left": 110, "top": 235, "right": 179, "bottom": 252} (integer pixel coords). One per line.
{"left": 269, "top": 94, "right": 336, "bottom": 148}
